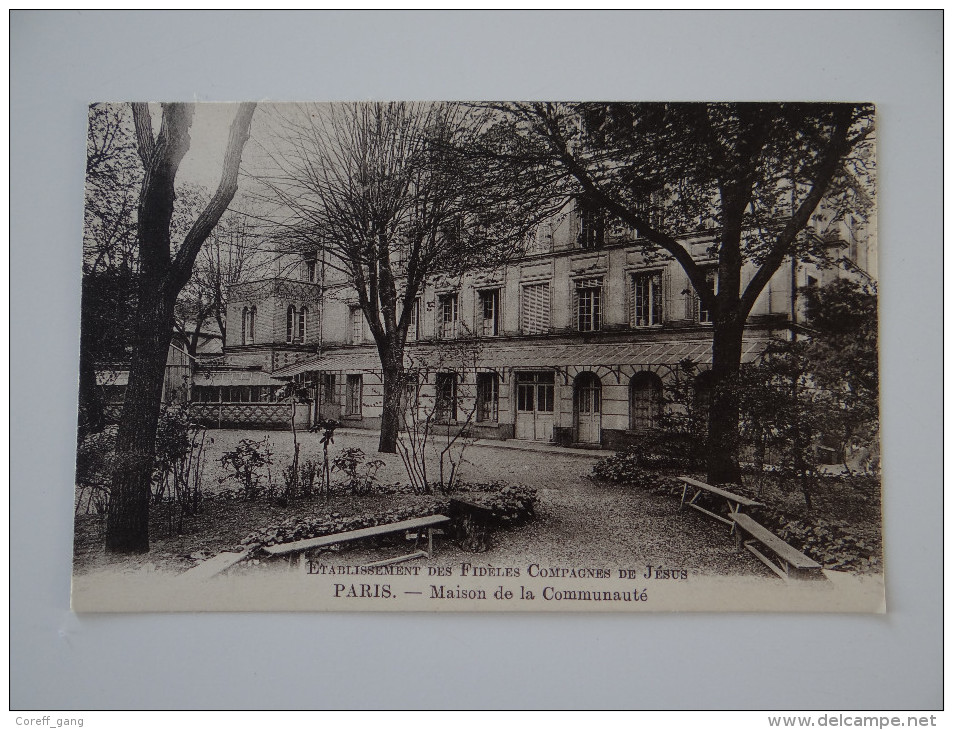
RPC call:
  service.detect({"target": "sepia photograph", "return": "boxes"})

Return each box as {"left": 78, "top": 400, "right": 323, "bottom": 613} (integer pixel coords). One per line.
{"left": 71, "top": 100, "right": 883, "bottom": 612}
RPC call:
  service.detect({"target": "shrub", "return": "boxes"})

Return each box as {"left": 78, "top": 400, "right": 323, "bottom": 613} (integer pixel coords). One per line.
{"left": 299, "top": 459, "right": 319, "bottom": 498}
{"left": 454, "top": 481, "right": 538, "bottom": 525}
{"left": 758, "top": 506, "right": 881, "bottom": 573}
{"left": 239, "top": 481, "right": 538, "bottom": 552}
{"left": 591, "top": 451, "right": 676, "bottom": 494}
{"left": 75, "top": 425, "right": 119, "bottom": 514}
{"left": 219, "top": 438, "right": 274, "bottom": 500}
{"left": 330, "top": 447, "right": 384, "bottom": 496}
{"left": 241, "top": 502, "right": 445, "bottom": 550}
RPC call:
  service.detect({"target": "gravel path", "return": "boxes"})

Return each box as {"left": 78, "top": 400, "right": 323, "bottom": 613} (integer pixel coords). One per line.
{"left": 207, "top": 429, "right": 767, "bottom": 577}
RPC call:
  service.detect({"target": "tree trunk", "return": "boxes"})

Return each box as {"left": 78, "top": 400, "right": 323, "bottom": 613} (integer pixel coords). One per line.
{"left": 77, "top": 331, "right": 104, "bottom": 439}
{"left": 105, "top": 286, "right": 176, "bottom": 553}
{"left": 706, "top": 312, "right": 745, "bottom": 485}
{"left": 377, "top": 346, "right": 405, "bottom": 454}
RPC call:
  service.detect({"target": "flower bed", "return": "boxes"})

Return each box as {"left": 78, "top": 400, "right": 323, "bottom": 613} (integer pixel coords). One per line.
{"left": 240, "top": 481, "right": 538, "bottom": 552}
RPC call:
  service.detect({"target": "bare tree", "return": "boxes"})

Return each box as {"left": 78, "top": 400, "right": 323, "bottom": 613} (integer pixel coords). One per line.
{"left": 487, "top": 102, "right": 874, "bottom": 484}
{"left": 175, "top": 212, "right": 258, "bottom": 356}
{"left": 254, "top": 102, "right": 561, "bottom": 453}
{"left": 79, "top": 103, "right": 143, "bottom": 436}
{"left": 83, "top": 103, "right": 142, "bottom": 274}
{"left": 106, "top": 102, "right": 256, "bottom": 553}
{"left": 396, "top": 337, "right": 483, "bottom": 494}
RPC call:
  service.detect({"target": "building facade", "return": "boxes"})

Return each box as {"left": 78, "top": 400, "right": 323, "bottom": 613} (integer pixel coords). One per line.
{"left": 256, "top": 201, "right": 874, "bottom": 449}
{"left": 189, "top": 255, "right": 320, "bottom": 430}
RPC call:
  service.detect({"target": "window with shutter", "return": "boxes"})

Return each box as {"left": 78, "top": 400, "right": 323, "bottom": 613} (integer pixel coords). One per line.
{"left": 520, "top": 282, "right": 551, "bottom": 334}
{"left": 438, "top": 294, "right": 458, "bottom": 339}
{"left": 631, "top": 272, "right": 663, "bottom": 327}
{"left": 696, "top": 269, "right": 717, "bottom": 324}
{"left": 286, "top": 306, "right": 296, "bottom": 343}
{"left": 435, "top": 372, "right": 457, "bottom": 423}
{"left": 349, "top": 307, "right": 363, "bottom": 344}
{"left": 479, "top": 289, "right": 500, "bottom": 336}
{"left": 346, "top": 375, "right": 363, "bottom": 416}
{"left": 407, "top": 298, "right": 420, "bottom": 341}
{"left": 476, "top": 372, "right": 499, "bottom": 422}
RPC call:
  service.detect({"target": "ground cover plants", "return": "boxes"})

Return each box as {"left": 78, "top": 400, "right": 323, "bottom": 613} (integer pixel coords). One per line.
{"left": 590, "top": 447, "right": 881, "bottom": 574}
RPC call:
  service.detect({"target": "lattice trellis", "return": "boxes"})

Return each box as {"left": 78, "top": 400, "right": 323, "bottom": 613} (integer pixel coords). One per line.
{"left": 192, "top": 403, "right": 291, "bottom": 426}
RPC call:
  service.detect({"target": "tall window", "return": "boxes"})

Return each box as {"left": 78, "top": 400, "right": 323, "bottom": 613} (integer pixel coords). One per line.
{"left": 630, "top": 371, "right": 663, "bottom": 430}
{"left": 407, "top": 298, "right": 420, "bottom": 341}
{"left": 298, "top": 307, "right": 307, "bottom": 342}
{"left": 241, "top": 307, "right": 248, "bottom": 345}
{"left": 345, "top": 374, "right": 362, "bottom": 416}
{"left": 435, "top": 372, "right": 457, "bottom": 423}
{"left": 696, "top": 269, "right": 717, "bottom": 324}
{"left": 322, "top": 373, "right": 337, "bottom": 405}
{"left": 575, "top": 278, "right": 602, "bottom": 332}
{"left": 520, "top": 282, "right": 551, "bottom": 334}
{"left": 438, "top": 294, "right": 458, "bottom": 339}
{"left": 479, "top": 289, "right": 500, "bottom": 336}
{"left": 349, "top": 307, "right": 364, "bottom": 344}
{"left": 578, "top": 196, "right": 606, "bottom": 249}
{"left": 631, "top": 271, "right": 662, "bottom": 327}
{"left": 476, "top": 372, "right": 499, "bottom": 422}
{"left": 248, "top": 306, "right": 256, "bottom": 344}
{"left": 286, "top": 306, "right": 297, "bottom": 343}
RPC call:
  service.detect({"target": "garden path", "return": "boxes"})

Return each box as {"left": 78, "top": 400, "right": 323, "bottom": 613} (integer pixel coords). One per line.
{"left": 209, "top": 429, "right": 766, "bottom": 577}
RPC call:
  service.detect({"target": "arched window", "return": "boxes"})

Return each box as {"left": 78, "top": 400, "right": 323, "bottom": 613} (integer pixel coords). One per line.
{"left": 248, "top": 306, "right": 256, "bottom": 344}
{"left": 298, "top": 307, "right": 307, "bottom": 343}
{"left": 630, "top": 371, "right": 663, "bottom": 430}
{"left": 241, "top": 307, "right": 248, "bottom": 345}
{"left": 286, "top": 305, "right": 296, "bottom": 343}
{"left": 574, "top": 372, "right": 602, "bottom": 414}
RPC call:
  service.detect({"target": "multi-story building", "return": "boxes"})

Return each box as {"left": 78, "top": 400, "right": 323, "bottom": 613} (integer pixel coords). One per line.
{"left": 252, "top": 200, "right": 875, "bottom": 449}
{"left": 190, "top": 255, "right": 320, "bottom": 429}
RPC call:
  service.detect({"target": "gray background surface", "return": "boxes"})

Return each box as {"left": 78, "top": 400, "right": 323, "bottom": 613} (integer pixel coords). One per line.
{"left": 10, "top": 10, "right": 942, "bottom": 709}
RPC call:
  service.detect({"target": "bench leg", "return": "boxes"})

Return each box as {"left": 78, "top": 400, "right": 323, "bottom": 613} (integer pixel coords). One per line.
{"left": 727, "top": 504, "right": 741, "bottom": 535}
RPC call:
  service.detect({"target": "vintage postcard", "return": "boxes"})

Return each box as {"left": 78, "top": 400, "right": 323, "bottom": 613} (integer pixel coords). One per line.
{"left": 72, "top": 101, "right": 882, "bottom": 612}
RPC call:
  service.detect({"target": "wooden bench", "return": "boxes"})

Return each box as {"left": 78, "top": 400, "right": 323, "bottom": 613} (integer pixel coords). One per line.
{"left": 179, "top": 549, "right": 251, "bottom": 581}
{"left": 678, "top": 476, "right": 763, "bottom": 527}
{"left": 449, "top": 498, "right": 496, "bottom": 552}
{"left": 261, "top": 514, "right": 450, "bottom": 568}
{"left": 731, "top": 513, "right": 825, "bottom": 581}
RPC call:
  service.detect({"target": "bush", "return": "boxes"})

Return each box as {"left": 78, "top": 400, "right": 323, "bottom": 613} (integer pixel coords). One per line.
{"left": 75, "top": 425, "right": 119, "bottom": 514}
{"left": 241, "top": 502, "right": 445, "bottom": 550}
{"left": 330, "top": 447, "right": 384, "bottom": 496}
{"left": 454, "top": 481, "right": 538, "bottom": 525}
{"left": 218, "top": 438, "right": 274, "bottom": 500}
{"left": 240, "top": 481, "right": 538, "bottom": 552}
{"left": 299, "top": 459, "right": 319, "bottom": 498}
{"left": 758, "top": 506, "right": 881, "bottom": 573}
{"left": 591, "top": 451, "right": 677, "bottom": 495}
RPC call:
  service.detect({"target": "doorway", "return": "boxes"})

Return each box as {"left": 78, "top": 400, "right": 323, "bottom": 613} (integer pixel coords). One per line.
{"left": 514, "top": 371, "right": 555, "bottom": 441}
{"left": 574, "top": 372, "right": 602, "bottom": 444}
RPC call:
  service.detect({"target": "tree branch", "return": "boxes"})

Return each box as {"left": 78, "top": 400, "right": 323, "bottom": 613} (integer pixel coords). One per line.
{"left": 168, "top": 102, "right": 256, "bottom": 293}
{"left": 739, "top": 106, "right": 860, "bottom": 317}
